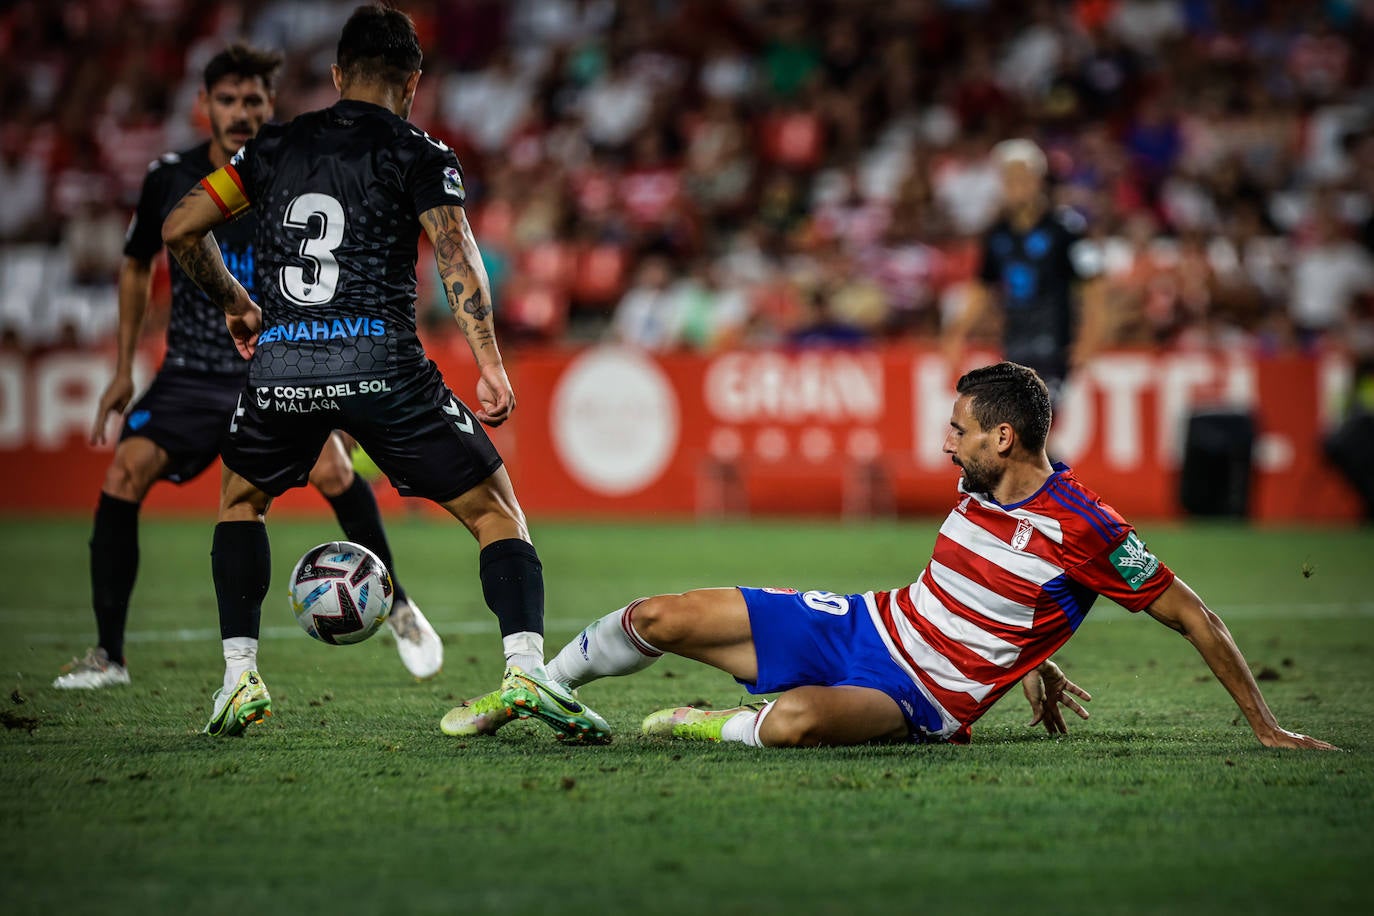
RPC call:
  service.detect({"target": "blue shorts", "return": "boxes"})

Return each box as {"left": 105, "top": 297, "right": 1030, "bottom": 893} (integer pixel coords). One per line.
{"left": 737, "top": 587, "right": 946, "bottom": 739}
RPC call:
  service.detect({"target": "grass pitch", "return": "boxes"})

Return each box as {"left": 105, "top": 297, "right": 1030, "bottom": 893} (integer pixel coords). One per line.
{"left": 1, "top": 515, "right": 1370, "bottom": 915}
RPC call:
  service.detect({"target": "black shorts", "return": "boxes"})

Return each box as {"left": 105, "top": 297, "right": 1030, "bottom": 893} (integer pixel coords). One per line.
{"left": 119, "top": 366, "right": 246, "bottom": 484}
{"left": 222, "top": 361, "right": 503, "bottom": 502}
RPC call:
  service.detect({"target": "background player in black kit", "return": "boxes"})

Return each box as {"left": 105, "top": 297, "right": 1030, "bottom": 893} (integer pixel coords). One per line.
{"left": 162, "top": 5, "right": 609, "bottom": 741}
{"left": 943, "top": 139, "right": 1109, "bottom": 402}
{"left": 55, "top": 44, "right": 442, "bottom": 691}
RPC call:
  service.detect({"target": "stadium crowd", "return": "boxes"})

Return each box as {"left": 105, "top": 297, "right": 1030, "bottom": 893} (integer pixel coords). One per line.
{"left": 1, "top": 0, "right": 1372, "bottom": 360}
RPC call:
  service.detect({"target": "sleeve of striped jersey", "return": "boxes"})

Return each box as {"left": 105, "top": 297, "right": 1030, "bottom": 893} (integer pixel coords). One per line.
{"left": 1066, "top": 529, "right": 1175, "bottom": 613}
{"left": 200, "top": 164, "right": 251, "bottom": 219}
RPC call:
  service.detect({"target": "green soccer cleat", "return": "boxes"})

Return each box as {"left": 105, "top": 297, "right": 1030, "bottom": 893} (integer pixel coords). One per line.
{"left": 640, "top": 704, "right": 765, "bottom": 741}
{"left": 439, "top": 686, "right": 518, "bottom": 737}
{"left": 500, "top": 666, "right": 611, "bottom": 744}
{"left": 203, "top": 669, "right": 272, "bottom": 737}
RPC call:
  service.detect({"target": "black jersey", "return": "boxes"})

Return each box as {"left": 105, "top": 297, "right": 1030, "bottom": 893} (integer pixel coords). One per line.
{"left": 227, "top": 99, "right": 467, "bottom": 385}
{"left": 978, "top": 208, "right": 1101, "bottom": 378}
{"left": 125, "top": 142, "right": 257, "bottom": 375}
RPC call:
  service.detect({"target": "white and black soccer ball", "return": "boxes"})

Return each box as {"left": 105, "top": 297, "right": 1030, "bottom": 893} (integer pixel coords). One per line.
{"left": 289, "top": 541, "right": 394, "bottom": 645}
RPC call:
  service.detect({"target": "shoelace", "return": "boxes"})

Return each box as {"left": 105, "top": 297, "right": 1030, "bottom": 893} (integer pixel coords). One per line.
{"left": 62, "top": 648, "right": 106, "bottom": 674}
{"left": 389, "top": 603, "right": 420, "bottom": 642}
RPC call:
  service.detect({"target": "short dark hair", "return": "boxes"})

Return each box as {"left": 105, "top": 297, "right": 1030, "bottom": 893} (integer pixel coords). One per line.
{"left": 955, "top": 362, "right": 1052, "bottom": 453}
{"left": 203, "top": 43, "right": 284, "bottom": 92}
{"left": 337, "top": 3, "right": 422, "bottom": 86}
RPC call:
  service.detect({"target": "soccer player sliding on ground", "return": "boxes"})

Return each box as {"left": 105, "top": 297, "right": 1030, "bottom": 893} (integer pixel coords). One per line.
{"left": 446, "top": 362, "right": 1336, "bottom": 751}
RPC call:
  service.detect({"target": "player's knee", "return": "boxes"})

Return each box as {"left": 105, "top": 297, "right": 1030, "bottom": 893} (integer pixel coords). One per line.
{"left": 628, "top": 593, "right": 697, "bottom": 651}
{"left": 758, "top": 693, "right": 824, "bottom": 748}
{"left": 307, "top": 451, "right": 354, "bottom": 497}
{"left": 101, "top": 457, "right": 153, "bottom": 502}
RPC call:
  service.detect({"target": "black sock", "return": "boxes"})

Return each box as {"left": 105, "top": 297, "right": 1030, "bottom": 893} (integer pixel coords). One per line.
{"left": 89, "top": 493, "right": 140, "bottom": 665}
{"left": 211, "top": 521, "right": 270, "bottom": 640}
{"left": 325, "top": 476, "right": 406, "bottom": 603}
{"left": 479, "top": 539, "right": 543, "bottom": 636}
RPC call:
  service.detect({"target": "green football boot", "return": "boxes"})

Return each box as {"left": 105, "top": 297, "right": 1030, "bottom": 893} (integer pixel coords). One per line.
{"left": 640, "top": 704, "right": 765, "bottom": 741}
{"left": 203, "top": 669, "right": 272, "bottom": 737}
{"left": 500, "top": 666, "right": 611, "bottom": 744}
{"left": 440, "top": 686, "right": 518, "bottom": 737}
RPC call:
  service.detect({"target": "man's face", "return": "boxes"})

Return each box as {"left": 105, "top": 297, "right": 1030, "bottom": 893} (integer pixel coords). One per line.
{"left": 943, "top": 394, "right": 1004, "bottom": 495}
{"left": 202, "top": 75, "right": 274, "bottom": 161}
{"left": 1000, "top": 160, "right": 1042, "bottom": 210}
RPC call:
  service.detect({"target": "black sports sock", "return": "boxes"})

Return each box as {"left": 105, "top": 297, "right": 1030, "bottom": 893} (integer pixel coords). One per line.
{"left": 325, "top": 475, "right": 406, "bottom": 603}
{"left": 89, "top": 493, "right": 140, "bottom": 665}
{"left": 211, "top": 521, "right": 270, "bottom": 640}
{"left": 478, "top": 539, "right": 544, "bottom": 637}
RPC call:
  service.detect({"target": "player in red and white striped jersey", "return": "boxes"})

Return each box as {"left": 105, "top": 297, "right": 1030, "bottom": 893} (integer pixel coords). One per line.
{"left": 453, "top": 362, "right": 1335, "bottom": 751}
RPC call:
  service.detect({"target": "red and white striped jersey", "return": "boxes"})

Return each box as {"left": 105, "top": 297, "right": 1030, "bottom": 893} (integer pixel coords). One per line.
{"left": 865, "top": 464, "right": 1174, "bottom": 741}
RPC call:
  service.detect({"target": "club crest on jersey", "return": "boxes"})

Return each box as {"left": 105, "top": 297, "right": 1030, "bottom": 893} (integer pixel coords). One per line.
{"left": 442, "top": 166, "right": 464, "bottom": 198}
{"left": 1011, "top": 518, "right": 1034, "bottom": 551}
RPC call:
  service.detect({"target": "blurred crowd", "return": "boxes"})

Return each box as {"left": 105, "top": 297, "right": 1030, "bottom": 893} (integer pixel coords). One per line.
{"left": 1, "top": 0, "right": 1373, "bottom": 358}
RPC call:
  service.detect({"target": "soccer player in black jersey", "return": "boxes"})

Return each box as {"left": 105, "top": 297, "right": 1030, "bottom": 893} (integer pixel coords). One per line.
{"left": 161, "top": 5, "right": 608, "bottom": 741}
{"left": 943, "top": 139, "right": 1109, "bottom": 403}
{"left": 55, "top": 43, "right": 442, "bottom": 691}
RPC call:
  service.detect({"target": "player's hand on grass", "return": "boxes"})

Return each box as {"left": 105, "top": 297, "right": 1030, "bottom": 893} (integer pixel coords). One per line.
{"left": 1022, "top": 659, "right": 1091, "bottom": 735}
{"left": 90, "top": 372, "right": 136, "bottom": 445}
{"left": 1257, "top": 726, "right": 1339, "bottom": 751}
{"left": 225, "top": 298, "right": 262, "bottom": 360}
{"left": 475, "top": 362, "right": 515, "bottom": 426}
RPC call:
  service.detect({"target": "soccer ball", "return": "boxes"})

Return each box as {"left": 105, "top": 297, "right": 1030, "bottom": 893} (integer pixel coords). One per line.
{"left": 289, "top": 541, "right": 394, "bottom": 645}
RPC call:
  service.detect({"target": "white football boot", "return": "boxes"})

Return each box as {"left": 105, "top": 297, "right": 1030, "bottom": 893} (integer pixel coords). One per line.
{"left": 387, "top": 597, "right": 442, "bottom": 679}
{"left": 52, "top": 647, "right": 131, "bottom": 689}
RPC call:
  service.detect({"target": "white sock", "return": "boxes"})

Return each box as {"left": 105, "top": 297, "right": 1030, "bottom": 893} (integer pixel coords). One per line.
{"left": 502, "top": 631, "right": 545, "bottom": 676}
{"left": 719, "top": 702, "right": 773, "bottom": 747}
{"left": 545, "top": 600, "right": 661, "bottom": 689}
{"left": 222, "top": 637, "right": 258, "bottom": 695}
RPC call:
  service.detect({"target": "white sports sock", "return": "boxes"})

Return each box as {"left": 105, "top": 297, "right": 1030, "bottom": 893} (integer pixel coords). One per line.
{"left": 221, "top": 637, "right": 258, "bottom": 695}
{"left": 502, "top": 631, "right": 545, "bottom": 676}
{"left": 720, "top": 702, "right": 773, "bottom": 747}
{"left": 545, "top": 600, "right": 661, "bottom": 689}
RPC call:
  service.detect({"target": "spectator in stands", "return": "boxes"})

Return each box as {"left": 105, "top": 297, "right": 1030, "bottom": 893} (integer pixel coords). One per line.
{"left": 1290, "top": 191, "right": 1374, "bottom": 347}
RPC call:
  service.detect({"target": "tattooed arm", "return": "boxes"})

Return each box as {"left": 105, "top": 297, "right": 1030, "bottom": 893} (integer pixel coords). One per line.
{"left": 162, "top": 184, "right": 261, "bottom": 359}
{"left": 419, "top": 204, "right": 514, "bottom": 426}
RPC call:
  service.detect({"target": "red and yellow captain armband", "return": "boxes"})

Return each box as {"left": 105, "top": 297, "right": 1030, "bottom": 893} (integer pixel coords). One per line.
{"left": 201, "top": 165, "right": 251, "bottom": 219}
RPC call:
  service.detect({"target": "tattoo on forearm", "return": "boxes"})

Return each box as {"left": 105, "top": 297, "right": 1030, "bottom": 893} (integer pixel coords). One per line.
{"left": 422, "top": 206, "right": 497, "bottom": 353}
{"left": 176, "top": 234, "right": 238, "bottom": 310}
{"left": 462, "top": 288, "right": 490, "bottom": 321}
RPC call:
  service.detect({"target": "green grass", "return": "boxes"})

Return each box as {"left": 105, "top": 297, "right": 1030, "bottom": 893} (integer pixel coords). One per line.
{"left": 1, "top": 516, "right": 1370, "bottom": 915}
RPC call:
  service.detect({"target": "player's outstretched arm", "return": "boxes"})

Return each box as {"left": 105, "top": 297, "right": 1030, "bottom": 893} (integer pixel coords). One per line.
{"left": 1145, "top": 578, "right": 1338, "bottom": 750}
{"left": 419, "top": 204, "right": 513, "bottom": 427}
{"left": 161, "top": 184, "right": 260, "bottom": 359}
{"left": 90, "top": 256, "right": 154, "bottom": 445}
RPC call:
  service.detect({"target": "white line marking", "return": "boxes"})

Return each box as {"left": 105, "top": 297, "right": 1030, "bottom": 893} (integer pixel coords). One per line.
{"left": 9, "top": 604, "right": 1374, "bottom": 645}
{"left": 14, "top": 617, "right": 595, "bottom": 644}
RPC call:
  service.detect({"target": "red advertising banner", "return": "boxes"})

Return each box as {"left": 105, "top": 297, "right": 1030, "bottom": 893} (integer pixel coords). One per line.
{"left": 0, "top": 344, "right": 1360, "bottom": 522}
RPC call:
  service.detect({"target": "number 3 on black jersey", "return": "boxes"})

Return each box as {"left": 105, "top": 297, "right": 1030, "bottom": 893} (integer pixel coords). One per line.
{"left": 281, "top": 193, "right": 345, "bottom": 305}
